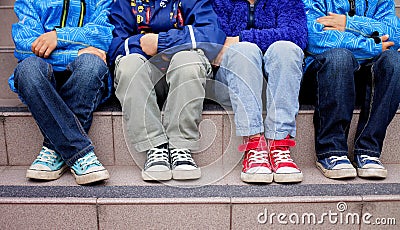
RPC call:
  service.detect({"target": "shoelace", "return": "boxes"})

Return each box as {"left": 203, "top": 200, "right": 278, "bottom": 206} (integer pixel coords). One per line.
{"left": 75, "top": 152, "right": 101, "bottom": 170}
{"left": 35, "top": 147, "right": 58, "bottom": 164}
{"left": 146, "top": 148, "right": 169, "bottom": 166}
{"left": 170, "top": 148, "right": 196, "bottom": 166}
{"left": 270, "top": 149, "right": 294, "bottom": 165}
{"left": 360, "top": 155, "right": 381, "bottom": 163}
{"left": 328, "top": 156, "right": 349, "bottom": 163}
{"left": 247, "top": 150, "right": 269, "bottom": 165}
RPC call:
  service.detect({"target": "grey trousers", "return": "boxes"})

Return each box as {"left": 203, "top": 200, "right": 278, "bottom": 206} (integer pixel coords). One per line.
{"left": 114, "top": 50, "right": 212, "bottom": 152}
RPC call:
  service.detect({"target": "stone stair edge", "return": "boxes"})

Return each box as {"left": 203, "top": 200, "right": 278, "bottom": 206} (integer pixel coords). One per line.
{"left": 1, "top": 195, "right": 400, "bottom": 205}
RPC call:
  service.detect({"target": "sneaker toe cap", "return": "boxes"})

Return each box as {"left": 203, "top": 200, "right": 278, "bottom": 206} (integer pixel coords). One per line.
{"left": 246, "top": 167, "right": 272, "bottom": 174}
{"left": 173, "top": 165, "right": 198, "bottom": 171}
{"left": 81, "top": 165, "right": 107, "bottom": 174}
{"left": 29, "top": 163, "right": 52, "bottom": 171}
{"left": 275, "top": 166, "right": 300, "bottom": 174}
{"left": 361, "top": 163, "right": 385, "bottom": 169}
{"left": 146, "top": 165, "right": 170, "bottom": 172}
{"left": 332, "top": 163, "right": 354, "bottom": 170}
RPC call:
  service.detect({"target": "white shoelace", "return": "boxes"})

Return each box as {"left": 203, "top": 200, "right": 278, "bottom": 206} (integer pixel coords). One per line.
{"left": 248, "top": 150, "right": 269, "bottom": 165}
{"left": 75, "top": 152, "right": 100, "bottom": 170}
{"left": 270, "top": 150, "right": 294, "bottom": 165}
{"left": 170, "top": 148, "right": 196, "bottom": 166}
{"left": 36, "top": 147, "right": 58, "bottom": 164}
{"left": 146, "top": 148, "right": 169, "bottom": 166}
{"left": 360, "top": 155, "right": 381, "bottom": 163}
{"left": 328, "top": 155, "right": 349, "bottom": 163}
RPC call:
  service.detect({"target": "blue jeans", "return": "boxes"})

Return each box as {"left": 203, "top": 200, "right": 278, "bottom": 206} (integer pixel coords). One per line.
{"left": 214, "top": 41, "right": 304, "bottom": 139}
{"left": 304, "top": 48, "right": 400, "bottom": 160}
{"left": 13, "top": 54, "right": 108, "bottom": 166}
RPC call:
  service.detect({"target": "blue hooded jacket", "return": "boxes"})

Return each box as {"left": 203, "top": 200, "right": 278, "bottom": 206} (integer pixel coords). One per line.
{"left": 9, "top": 0, "right": 114, "bottom": 102}
{"left": 212, "top": 0, "right": 308, "bottom": 53}
{"left": 107, "top": 0, "right": 226, "bottom": 67}
{"left": 303, "top": 0, "right": 400, "bottom": 68}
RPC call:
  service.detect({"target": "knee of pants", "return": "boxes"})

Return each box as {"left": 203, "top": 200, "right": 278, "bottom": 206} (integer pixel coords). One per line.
{"left": 264, "top": 41, "right": 304, "bottom": 62}
{"left": 319, "top": 48, "right": 358, "bottom": 71}
{"left": 114, "top": 54, "right": 148, "bottom": 84}
{"left": 70, "top": 53, "right": 108, "bottom": 82}
{"left": 315, "top": 48, "right": 358, "bottom": 84}
{"left": 225, "top": 42, "right": 263, "bottom": 60}
{"left": 14, "top": 56, "right": 49, "bottom": 91}
{"left": 375, "top": 50, "right": 400, "bottom": 78}
{"left": 215, "top": 42, "right": 263, "bottom": 86}
{"left": 168, "top": 50, "right": 210, "bottom": 83}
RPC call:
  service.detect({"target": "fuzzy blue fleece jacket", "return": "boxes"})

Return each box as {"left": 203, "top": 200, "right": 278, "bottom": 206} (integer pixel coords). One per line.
{"left": 212, "top": 0, "right": 308, "bottom": 53}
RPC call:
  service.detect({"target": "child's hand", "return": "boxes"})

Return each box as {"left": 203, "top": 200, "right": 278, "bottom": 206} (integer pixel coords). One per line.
{"left": 31, "top": 30, "right": 57, "bottom": 58}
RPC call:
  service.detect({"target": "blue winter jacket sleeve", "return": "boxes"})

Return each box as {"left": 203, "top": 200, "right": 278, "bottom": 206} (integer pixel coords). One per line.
{"left": 239, "top": 0, "right": 308, "bottom": 52}
{"left": 156, "top": 0, "right": 226, "bottom": 60}
{"left": 12, "top": 0, "right": 114, "bottom": 71}
{"left": 345, "top": 0, "right": 398, "bottom": 44}
{"left": 303, "top": 0, "right": 389, "bottom": 62}
{"left": 107, "top": 0, "right": 150, "bottom": 65}
{"left": 108, "top": 0, "right": 226, "bottom": 66}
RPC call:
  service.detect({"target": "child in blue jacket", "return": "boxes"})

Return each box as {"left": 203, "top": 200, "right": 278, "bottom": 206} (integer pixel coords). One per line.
{"left": 302, "top": 0, "right": 400, "bottom": 179}
{"left": 10, "top": 0, "right": 114, "bottom": 185}
{"left": 108, "top": 0, "right": 226, "bottom": 181}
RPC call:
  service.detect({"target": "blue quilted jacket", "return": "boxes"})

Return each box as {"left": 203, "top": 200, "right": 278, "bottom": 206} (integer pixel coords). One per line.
{"left": 108, "top": 0, "right": 226, "bottom": 66}
{"left": 9, "top": 0, "right": 114, "bottom": 101}
{"left": 303, "top": 0, "right": 400, "bottom": 68}
{"left": 212, "top": 0, "right": 308, "bottom": 53}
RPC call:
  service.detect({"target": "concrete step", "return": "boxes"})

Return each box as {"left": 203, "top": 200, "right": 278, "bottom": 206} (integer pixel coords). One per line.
{"left": 1, "top": 103, "right": 400, "bottom": 167}
{"left": 0, "top": 165, "right": 399, "bottom": 229}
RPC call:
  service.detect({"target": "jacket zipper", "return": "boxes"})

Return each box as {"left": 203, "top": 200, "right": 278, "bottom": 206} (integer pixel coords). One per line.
{"left": 246, "top": 0, "right": 259, "bottom": 29}
{"left": 58, "top": 0, "right": 70, "bottom": 28}
{"left": 78, "top": 0, "right": 86, "bottom": 27}
{"left": 57, "top": 0, "right": 86, "bottom": 28}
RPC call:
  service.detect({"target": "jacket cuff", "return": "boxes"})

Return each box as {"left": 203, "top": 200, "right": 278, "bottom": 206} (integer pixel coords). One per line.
{"left": 157, "top": 32, "right": 169, "bottom": 53}
{"left": 55, "top": 28, "right": 70, "bottom": 48}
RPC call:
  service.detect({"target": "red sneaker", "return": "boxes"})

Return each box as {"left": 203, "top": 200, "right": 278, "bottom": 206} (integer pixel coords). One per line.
{"left": 269, "top": 136, "right": 303, "bottom": 183}
{"left": 238, "top": 136, "right": 273, "bottom": 183}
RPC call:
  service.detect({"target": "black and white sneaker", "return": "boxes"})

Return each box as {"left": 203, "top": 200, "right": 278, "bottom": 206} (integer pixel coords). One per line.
{"left": 142, "top": 146, "right": 172, "bottom": 181}
{"left": 170, "top": 148, "right": 201, "bottom": 180}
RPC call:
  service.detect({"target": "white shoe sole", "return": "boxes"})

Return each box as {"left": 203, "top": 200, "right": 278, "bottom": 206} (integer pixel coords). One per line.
{"left": 240, "top": 172, "right": 273, "bottom": 183}
{"left": 72, "top": 169, "right": 110, "bottom": 185}
{"left": 26, "top": 164, "right": 68, "bottom": 180}
{"left": 172, "top": 168, "right": 201, "bottom": 180}
{"left": 357, "top": 168, "right": 387, "bottom": 178}
{"left": 142, "top": 170, "right": 172, "bottom": 181}
{"left": 316, "top": 162, "right": 356, "bottom": 179}
{"left": 274, "top": 172, "right": 303, "bottom": 183}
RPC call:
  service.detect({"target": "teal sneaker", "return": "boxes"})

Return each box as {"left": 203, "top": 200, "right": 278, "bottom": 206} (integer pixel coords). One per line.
{"left": 26, "top": 146, "right": 68, "bottom": 180}
{"left": 70, "top": 151, "right": 110, "bottom": 185}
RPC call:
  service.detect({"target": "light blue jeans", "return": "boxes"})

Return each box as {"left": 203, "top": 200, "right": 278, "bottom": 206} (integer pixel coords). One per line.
{"left": 214, "top": 41, "right": 304, "bottom": 140}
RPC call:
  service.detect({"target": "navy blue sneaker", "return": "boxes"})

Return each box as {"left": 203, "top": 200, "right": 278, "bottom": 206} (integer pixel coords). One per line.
{"left": 142, "top": 147, "right": 172, "bottom": 181}
{"left": 316, "top": 156, "right": 356, "bottom": 179}
{"left": 354, "top": 155, "right": 387, "bottom": 178}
